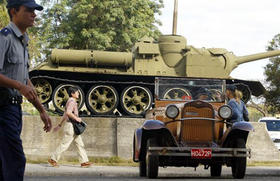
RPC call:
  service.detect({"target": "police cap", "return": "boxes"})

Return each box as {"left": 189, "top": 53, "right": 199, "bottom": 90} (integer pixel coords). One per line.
{"left": 6, "top": 0, "right": 43, "bottom": 11}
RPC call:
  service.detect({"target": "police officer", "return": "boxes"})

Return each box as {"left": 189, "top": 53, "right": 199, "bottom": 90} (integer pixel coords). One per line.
{"left": 0, "top": 0, "right": 52, "bottom": 180}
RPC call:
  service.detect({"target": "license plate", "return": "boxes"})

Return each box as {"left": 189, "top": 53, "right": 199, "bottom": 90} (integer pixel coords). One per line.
{"left": 191, "top": 148, "right": 212, "bottom": 159}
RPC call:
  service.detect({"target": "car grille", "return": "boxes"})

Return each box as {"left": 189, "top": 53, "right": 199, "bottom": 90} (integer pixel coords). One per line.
{"left": 180, "top": 101, "right": 215, "bottom": 142}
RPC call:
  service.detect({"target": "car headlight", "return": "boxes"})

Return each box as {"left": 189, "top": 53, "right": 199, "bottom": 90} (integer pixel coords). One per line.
{"left": 218, "top": 105, "right": 232, "bottom": 119}
{"left": 166, "top": 105, "right": 179, "bottom": 119}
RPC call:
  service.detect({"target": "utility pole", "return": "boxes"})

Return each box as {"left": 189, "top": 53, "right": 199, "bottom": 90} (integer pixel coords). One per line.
{"left": 172, "top": 0, "right": 178, "bottom": 35}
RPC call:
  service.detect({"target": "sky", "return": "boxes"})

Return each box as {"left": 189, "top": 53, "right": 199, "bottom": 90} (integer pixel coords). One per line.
{"left": 157, "top": 0, "right": 280, "bottom": 82}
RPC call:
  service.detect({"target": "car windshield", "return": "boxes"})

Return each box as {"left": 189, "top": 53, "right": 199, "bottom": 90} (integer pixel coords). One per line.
{"left": 260, "top": 120, "right": 280, "bottom": 131}
{"left": 155, "top": 77, "right": 225, "bottom": 102}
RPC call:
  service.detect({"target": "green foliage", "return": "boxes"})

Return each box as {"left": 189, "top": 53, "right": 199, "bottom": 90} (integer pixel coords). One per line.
{"left": 38, "top": 0, "right": 163, "bottom": 54}
{"left": 264, "top": 34, "right": 280, "bottom": 114}
{"left": 1, "top": 0, "right": 164, "bottom": 65}
{"left": 0, "top": 1, "right": 9, "bottom": 28}
{"left": 247, "top": 107, "right": 264, "bottom": 122}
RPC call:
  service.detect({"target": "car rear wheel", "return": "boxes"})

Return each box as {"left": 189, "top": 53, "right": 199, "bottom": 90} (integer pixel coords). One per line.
{"left": 231, "top": 138, "right": 246, "bottom": 179}
{"left": 146, "top": 139, "right": 159, "bottom": 178}
{"left": 210, "top": 164, "right": 222, "bottom": 176}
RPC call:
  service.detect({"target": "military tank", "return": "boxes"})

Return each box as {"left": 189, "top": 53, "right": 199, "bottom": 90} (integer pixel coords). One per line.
{"left": 29, "top": 0, "right": 280, "bottom": 117}
{"left": 29, "top": 35, "right": 280, "bottom": 116}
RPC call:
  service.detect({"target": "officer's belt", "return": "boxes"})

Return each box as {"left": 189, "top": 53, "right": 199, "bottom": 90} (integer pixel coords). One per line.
{"left": 0, "top": 88, "right": 23, "bottom": 106}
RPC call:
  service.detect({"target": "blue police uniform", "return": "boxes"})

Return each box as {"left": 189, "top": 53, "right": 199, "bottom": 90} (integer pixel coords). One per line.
{"left": 0, "top": 1, "right": 43, "bottom": 181}
{"left": 0, "top": 22, "right": 28, "bottom": 181}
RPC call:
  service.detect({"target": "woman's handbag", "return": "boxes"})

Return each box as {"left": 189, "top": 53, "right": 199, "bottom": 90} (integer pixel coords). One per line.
{"left": 70, "top": 118, "right": 87, "bottom": 135}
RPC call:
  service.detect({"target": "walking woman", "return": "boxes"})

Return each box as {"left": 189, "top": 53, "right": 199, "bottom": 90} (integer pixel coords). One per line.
{"left": 48, "top": 87, "right": 91, "bottom": 167}
{"left": 226, "top": 85, "right": 249, "bottom": 123}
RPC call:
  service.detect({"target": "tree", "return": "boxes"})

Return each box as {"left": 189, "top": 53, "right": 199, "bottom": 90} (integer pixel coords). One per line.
{"left": 0, "top": 0, "right": 9, "bottom": 28}
{"left": 264, "top": 33, "right": 280, "bottom": 114}
{"left": 39, "top": 0, "right": 163, "bottom": 53}
{"left": 1, "top": 0, "right": 164, "bottom": 65}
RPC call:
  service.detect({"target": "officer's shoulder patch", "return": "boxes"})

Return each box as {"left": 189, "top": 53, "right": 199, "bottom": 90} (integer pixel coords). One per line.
{"left": 0, "top": 28, "right": 11, "bottom": 36}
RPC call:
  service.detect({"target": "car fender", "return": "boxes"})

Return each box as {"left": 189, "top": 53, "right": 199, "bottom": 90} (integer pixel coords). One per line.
{"left": 221, "top": 122, "right": 253, "bottom": 147}
{"left": 231, "top": 121, "right": 254, "bottom": 132}
{"left": 133, "top": 128, "right": 142, "bottom": 162}
{"left": 142, "top": 119, "right": 165, "bottom": 130}
{"left": 133, "top": 119, "right": 165, "bottom": 162}
{"left": 135, "top": 120, "right": 178, "bottom": 161}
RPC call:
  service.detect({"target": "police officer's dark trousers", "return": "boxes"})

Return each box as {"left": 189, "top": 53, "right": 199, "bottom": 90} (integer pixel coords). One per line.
{"left": 0, "top": 105, "right": 26, "bottom": 181}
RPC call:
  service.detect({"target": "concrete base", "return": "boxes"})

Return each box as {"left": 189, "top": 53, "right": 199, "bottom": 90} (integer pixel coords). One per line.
{"left": 247, "top": 122, "right": 280, "bottom": 162}
{"left": 21, "top": 116, "right": 280, "bottom": 162}
{"left": 22, "top": 116, "right": 145, "bottom": 161}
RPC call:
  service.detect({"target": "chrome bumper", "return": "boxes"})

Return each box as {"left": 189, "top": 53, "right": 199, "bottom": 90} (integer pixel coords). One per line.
{"left": 148, "top": 146, "right": 251, "bottom": 158}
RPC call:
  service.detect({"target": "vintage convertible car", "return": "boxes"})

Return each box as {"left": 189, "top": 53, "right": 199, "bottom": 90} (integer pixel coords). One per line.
{"left": 133, "top": 77, "right": 253, "bottom": 179}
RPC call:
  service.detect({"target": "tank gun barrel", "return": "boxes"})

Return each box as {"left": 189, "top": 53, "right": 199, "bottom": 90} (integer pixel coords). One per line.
{"left": 235, "top": 49, "right": 280, "bottom": 65}
{"left": 51, "top": 49, "right": 133, "bottom": 67}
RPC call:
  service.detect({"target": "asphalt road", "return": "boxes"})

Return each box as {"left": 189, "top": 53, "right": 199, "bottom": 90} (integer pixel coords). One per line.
{"left": 24, "top": 164, "right": 280, "bottom": 181}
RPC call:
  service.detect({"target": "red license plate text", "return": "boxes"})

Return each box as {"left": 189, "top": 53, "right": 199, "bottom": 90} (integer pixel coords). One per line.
{"left": 191, "top": 148, "right": 212, "bottom": 159}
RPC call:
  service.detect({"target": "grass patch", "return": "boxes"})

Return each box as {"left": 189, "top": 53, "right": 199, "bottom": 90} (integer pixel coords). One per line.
{"left": 22, "top": 101, "right": 58, "bottom": 116}
{"left": 27, "top": 156, "right": 138, "bottom": 167}
{"left": 248, "top": 161, "right": 280, "bottom": 166}
{"left": 89, "top": 157, "right": 138, "bottom": 166}
{"left": 22, "top": 101, "right": 39, "bottom": 115}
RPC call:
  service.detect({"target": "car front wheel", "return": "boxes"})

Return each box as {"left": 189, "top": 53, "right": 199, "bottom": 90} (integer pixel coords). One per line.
{"left": 231, "top": 138, "right": 246, "bottom": 179}
{"left": 146, "top": 139, "right": 159, "bottom": 178}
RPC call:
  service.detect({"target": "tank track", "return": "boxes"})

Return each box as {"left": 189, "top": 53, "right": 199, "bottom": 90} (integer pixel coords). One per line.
{"left": 31, "top": 75, "right": 155, "bottom": 118}
{"left": 31, "top": 75, "right": 154, "bottom": 86}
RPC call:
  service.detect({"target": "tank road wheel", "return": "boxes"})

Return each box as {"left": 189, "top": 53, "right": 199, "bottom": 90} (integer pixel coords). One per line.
{"left": 231, "top": 139, "right": 247, "bottom": 179}
{"left": 86, "top": 85, "right": 118, "bottom": 115}
{"left": 32, "top": 78, "right": 52, "bottom": 104}
{"left": 163, "top": 87, "right": 191, "bottom": 100}
{"left": 121, "top": 86, "right": 152, "bottom": 116}
{"left": 52, "top": 84, "right": 85, "bottom": 114}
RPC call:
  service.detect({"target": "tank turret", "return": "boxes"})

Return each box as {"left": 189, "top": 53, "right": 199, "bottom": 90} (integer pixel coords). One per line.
{"left": 48, "top": 34, "right": 280, "bottom": 79}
